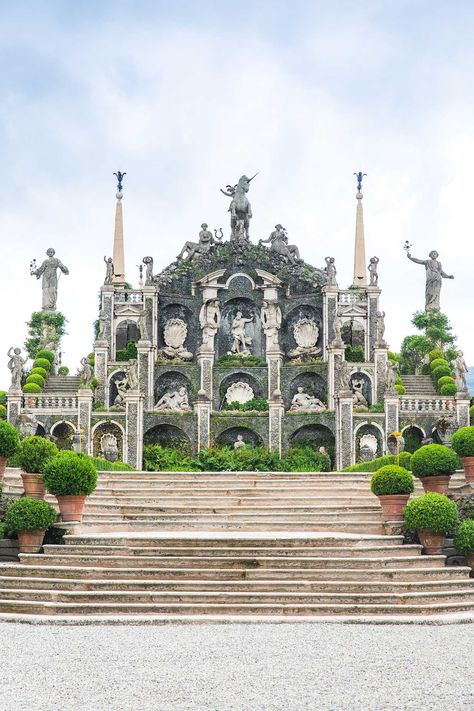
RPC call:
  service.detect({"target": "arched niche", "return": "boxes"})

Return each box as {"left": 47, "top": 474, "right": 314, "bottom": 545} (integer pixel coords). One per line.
{"left": 218, "top": 372, "right": 262, "bottom": 409}
{"left": 281, "top": 304, "right": 323, "bottom": 360}
{"left": 341, "top": 319, "right": 365, "bottom": 349}
{"left": 286, "top": 372, "right": 327, "bottom": 409}
{"left": 92, "top": 421, "right": 124, "bottom": 461}
{"left": 115, "top": 320, "right": 139, "bottom": 351}
{"left": 157, "top": 303, "right": 197, "bottom": 358}
{"left": 289, "top": 424, "right": 335, "bottom": 450}
{"left": 154, "top": 371, "right": 193, "bottom": 408}
{"left": 216, "top": 426, "right": 263, "bottom": 448}
{"left": 355, "top": 422, "right": 384, "bottom": 462}
{"left": 109, "top": 369, "right": 128, "bottom": 407}
{"left": 144, "top": 424, "right": 191, "bottom": 448}
{"left": 217, "top": 296, "right": 262, "bottom": 358}
{"left": 51, "top": 421, "right": 76, "bottom": 450}
{"left": 349, "top": 371, "right": 373, "bottom": 407}
{"left": 401, "top": 425, "right": 425, "bottom": 453}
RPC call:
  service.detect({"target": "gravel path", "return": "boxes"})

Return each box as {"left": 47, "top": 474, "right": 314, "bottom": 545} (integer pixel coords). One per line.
{"left": 1, "top": 623, "right": 473, "bottom": 711}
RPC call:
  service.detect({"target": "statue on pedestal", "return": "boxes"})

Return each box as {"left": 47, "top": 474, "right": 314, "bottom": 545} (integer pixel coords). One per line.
{"left": 331, "top": 310, "right": 343, "bottom": 346}
{"left": 138, "top": 309, "right": 149, "bottom": 341}
{"left": 79, "top": 357, "right": 93, "bottom": 388}
{"left": 97, "top": 308, "right": 106, "bottom": 340}
{"left": 385, "top": 360, "right": 398, "bottom": 393}
{"left": 368, "top": 256, "right": 379, "bottom": 286}
{"left": 127, "top": 359, "right": 138, "bottom": 390}
{"left": 114, "top": 376, "right": 129, "bottom": 407}
{"left": 142, "top": 256, "right": 154, "bottom": 285}
{"left": 230, "top": 312, "right": 253, "bottom": 355}
{"left": 324, "top": 257, "right": 338, "bottom": 287}
{"left": 220, "top": 174, "right": 257, "bottom": 241}
{"left": 454, "top": 351, "right": 469, "bottom": 392}
{"left": 406, "top": 249, "right": 454, "bottom": 311}
{"left": 199, "top": 299, "right": 221, "bottom": 349}
{"left": 351, "top": 379, "right": 368, "bottom": 408}
{"left": 7, "top": 347, "right": 27, "bottom": 390}
{"left": 376, "top": 311, "right": 386, "bottom": 344}
{"left": 103, "top": 256, "right": 114, "bottom": 285}
{"left": 31, "top": 248, "right": 69, "bottom": 311}
{"left": 261, "top": 301, "right": 282, "bottom": 349}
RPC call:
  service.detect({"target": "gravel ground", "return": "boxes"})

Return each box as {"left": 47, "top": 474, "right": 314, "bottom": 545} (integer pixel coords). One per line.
{"left": 1, "top": 623, "right": 473, "bottom": 711}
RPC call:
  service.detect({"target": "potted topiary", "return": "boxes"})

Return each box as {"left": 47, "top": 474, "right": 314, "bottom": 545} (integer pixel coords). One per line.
{"left": 451, "top": 426, "right": 474, "bottom": 484}
{"left": 410, "top": 443, "right": 459, "bottom": 494}
{"left": 4, "top": 497, "right": 57, "bottom": 553}
{"left": 43, "top": 451, "right": 98, "bottom": 522}
{"left": 370, "top": 465, "right": 414, "bottom": 521}
{"left": 0, "top": 420, "right": 20, "bottom": 481}
{"left": 17, "top": 435, "right": 58, "bottom": 499}
{"left": 404, "top": 492, "right": 458, "bottom": 554}
{"left": 454, "top": 519, "right": 474, "bottom": 569}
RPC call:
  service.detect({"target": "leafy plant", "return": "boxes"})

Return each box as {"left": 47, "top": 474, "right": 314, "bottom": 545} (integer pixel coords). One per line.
{"left": 454, "top": 519, "right": 474, "bottom": 555}
{"left": 92, "top": 401, "right": 105, "bottom": 411}
{"left": 17, "top": 436, "right": 58, "bottom": 473}
{"left": 0, "top": 522, "right": 5, "bottom": 538}
{"left": 370, "top": 465, "right": 414, "bottom": 496}
{"left": 0, "top": 405, "right": 6, "bottom": 421}
{"left": 5, "top": 497, "right": 57, "bottom": 532}
{"left": 470, "top": 405, "right": 474, "bottom": 425}
{"left": 344, "top": 345, "right": 365, "bottom": 363}
{"left": 24, "top": 311, "right": 66, "bottom": 360}
{"left": 215, "top": 354, "right": 266, "bottom": 367}
{"left": 143, "top": 446, "right": 197, "bottom": 472}
{"left": 437, "top": 375, "right": 456, "bottom": 389}
{"left": 0, "top": 421, "right": 20, "bottom": 458}
{"left": 368, "top": 403, "right": 385, "bottom": 413}
{"left": 0, "top": 391, "right": 6, "bottom": 405}
{"left": 430, "top": 358, "right": 450, "bottom": 371}
{"left": 410, "top": 444, "right": 459, "bottom": 479}
{"left": 116, "top": 341, "right": 137, "bottom": 362}
{"left": 395, "top": 383, "right": 407, "bottom": 395}
{"left": 22, "top": 383, "right": 42, "bottom": 394}
{"left": 222, "top": 397, "right": 269, "bottom": 412}
{"left": 341, "top": 452, "right": 412, "bottom": 472}
{"left": 452, "top": 427, "right": 474, "bottom": 458}
{"left": 429, "top": 349, "right": 444, "bottom": 362}
{"left": 404, "top": 493, "right": 458, "bottom": 534}
{"left": 280, "top": 446, "right": 331, "bottom": 472}
{"left": 43, "top": 451, "right": 98, "bottom": 496}
{"left": 58, "top": 366, "right": 69, "bottom": 376}
{"left": 432, "top": 365, "right": 452, "bottom": 381}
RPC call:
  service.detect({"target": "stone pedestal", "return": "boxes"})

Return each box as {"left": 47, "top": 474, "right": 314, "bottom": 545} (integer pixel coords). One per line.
{"left": 77, "top": 388, "right": 93, "bottom": 455}
{"left": 137, "top": 339, "right": 154, "bottom": 409}
{"left": 336, "top": 390, "right": 354, "bottom": 469}
{"left": 266, "top": 350, "right": 283, "bottom": 398}
{"left": 197, "top": 349, "right": 214, "bottom": 400}
{"left": 384, "top": 394, "right": 400, "bottom": 439}
{"left": 125, "top": 389, "right": 144, "bottom": 468}
{"left": 94, "top": 340, "right": 109, "bottom": 405}
{"left": 322, "top": 286, "right": 339, "bottom": 360}
{"left": 269, "top": 390, "right": 284, "bottom": 457}
{"left": 366, "top": 287, "right": 381, "bottom": 358}
{"left": 194, "top": 393, "right": 212, "bottom": 452}
{"left": 6, "top": 389, "right": 22, "bottom": 425}
{"left": 373, "top": 347, "right": 388, "bottom": 404}
{"left": 456, "top": 393, "right": 471, "bottom": 429}
{"left": 327, "top": 344, "right": 345, "bottom": 410}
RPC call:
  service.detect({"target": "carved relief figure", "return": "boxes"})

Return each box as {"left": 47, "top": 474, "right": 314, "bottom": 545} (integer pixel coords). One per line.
{"left": 289, "top": 387, "right": 326, "bottom": 412}
{"left": 324, "top": 257, "right": 338, "bottom": 287}
{"left": 259, "top": 225, "right": 300, "bottom": 264}
{"left": 332, "top": 310, "right": 343, "bottom": 345}
{"left": 114, "top": 376, "right": 129, "bottom": 407}
{"left": 368, "top": 256, "right": 379, "bottom": 286}
{"left": 97, "top": 308, "right": 107, "bottom": 339}
{"left": 7, "top": 347, "right": 27, "bottom": 390}
{"left": 376, "top": 311, "right": 386, "bottom": 344}
{"left": 454, "top": 351, "right": 469, "bottom": 392}
{"left": 127, "top": 359, "right": 138, "bottom": 390}
{"left": 406, "top": 249, "right": 454, "bottom": 311}
{"left": 351, "top": 379, "right": 368, "bottom": 408}
{"left": 220, "top": 174, "right": 257, "bottom": 241}
{"left": 31, "top": 248, "right": 69, "bottom": 311}
{"left": 385, "top": 360, "right": 398, "bottom": 393}
{"left": 177, "top": 223, "right": 221, "bottom": 261}
{"left": 103, "top": 256, "right": 114, "bottom": 284}
{"left": 359, "top": 433, "right": 378, "bottom": 461}
{"left": 230, "top": 312, "right": 253, "bottom": 355}
{"left": 159, "top": 318, "right": 193, "bottom": 361}
{"left": 155, "top": 386, "right": 190, "bottom": 411}
{"left": 142, "top": 256, "right": 154, "bottom": 285}
{"left": 79, "top": 357, "right": 93, "bottom": 388}
{"left": 261, "top": 300, "right": 282, "bottom": 349}
{"left": 337, "top": 360, "right": 353, "bottom": 392}
{"left": 288, "top": 318, "right": 321, "bottom": 359}
{"left": 199, "top": 299, "right": 221, "bottom": 349}
{"left": 101, "top": 433, "right": 119, "bottom": 463}
{"left": 138, "top": 309, "right": 149, "bottom": 341}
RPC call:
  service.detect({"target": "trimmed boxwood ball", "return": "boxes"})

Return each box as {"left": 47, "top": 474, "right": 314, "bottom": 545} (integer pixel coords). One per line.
{"left": 33, "top": 358, "right": 52, "bottom": 371}
{"left": 36, "top": 349, "right": 55, "bottom": 363}
{"left": 452, "top": 427, "right": 474, "bottom": 458}
{"left": 5, "top": 497, "right": 57, "bottom": 533}
{"left": 454, "top": 519, "right": 474, "bottom": 554}
{"left": 430, "top": 358, "right": 450, "bottom": 371}
{"left": 440, "top": 382, "right": 457, "bottom": 396}
{"left": 429, "top": 349, "right": 444, "bottom": 362}
{"left": 58, "top": 366, "right": 69, "bottom": 376}
{"left": 43, "top": 451, "right": 98, "bottom": 496}
{"left": 437, "top": 375, "right": 456, "bottom": 389}
{"left": 18, "top": 436, "right": 58, "bottom": 474}
{"left": 0, "top": 420, "right": 20, "bottom": 458}
{"left": 30, "top": 367, "right": 48, "bottom": 379}
{"left": 0, "top": 404, "right": 6, "bottom": 420}
{"left": 22, "top": 383, "right": 42, "bottom": 394}
{"left": 25, "top": 373, "right": 45, "bottom": 388}
{"left": 432, "top": 365, "right": 452, "bottom": 381}
{"left": 370, "top": 465, "right": 414, "bottom": 496}
{"left": 404, "top": 492, "right": 458, "bottom": 534}
{"left": 410, "top": 443, "right": 459, "bottom": 478}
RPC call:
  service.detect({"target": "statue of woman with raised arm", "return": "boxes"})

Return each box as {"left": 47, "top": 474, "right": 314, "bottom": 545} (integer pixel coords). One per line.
{"left": 406, "top": 250, "right": 453, "bottom": 311}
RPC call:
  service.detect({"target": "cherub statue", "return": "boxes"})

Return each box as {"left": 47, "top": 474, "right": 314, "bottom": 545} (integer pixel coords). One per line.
{"left": 7, "top": 347, "right": 27, "bottom": 390}
{"left": 79, "top": 357, "right": 93, "bottom": 388}
{"left": 454, "top": 351, "right": 469, "bottom": 392}
{"left": 324, "top": 257, "right": 338, "bottom": 287}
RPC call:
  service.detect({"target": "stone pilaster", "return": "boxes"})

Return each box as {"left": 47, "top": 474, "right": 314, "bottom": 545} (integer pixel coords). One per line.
{"left": 6, "top": 389, "right": 22, "bottom": 426}
{"left": 125, "top": 389, "right": 144, "bottom": 468}
{"left": 94, "top": 340, "right": 109, "bottom": 405}
{"left": 366, "top": 287, "right": 381, "bottom": 359}
{"left": 137, "top": 339, "right": 154, "bottom": 410}
{"left": 197, "top": 350, "right": 214, "bottom": 401}
{"left": 142, "top": 286, "right": 158, "bottom": 347}
{"left": 373, "top": 347, "right": 388, "bottom": 404}
{"left": 322, "top": 286, "right": 339, "bottom": 360}
{"left": 100, "top": 285, "right": 115, "bottom": 355}
{"left": 384, "top": 394, "right": 400, "bottom": 439}
{"left": 266, "top": 350, "right": 283, "bottom": 399}
{"left": 336, "top": 390, "right": 354, "bottom": 469}
{"left": 456, "top": 393, "right": 471, "bottom": 429}
{"left": 327, "top": 344, "right": 345, "bottom": 410}
{"left": 269, "top": 389, "right": 284, "bottom": 456}
{"left": 77, "top": 388, "right": 93, "bottom": 455}
{"left": 194, "top": 392, "right": 211, "bottom": 452}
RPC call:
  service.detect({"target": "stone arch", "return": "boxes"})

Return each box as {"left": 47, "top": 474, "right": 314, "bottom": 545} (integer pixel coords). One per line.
{"left": 218, "top": 296, "right": 262, "bottom": 358}
{"left": 218, "top": 371, "right": 262, "bottom": 409}
{"left": 115, "top": 319, "right": 139, "bottom": 351}
{"left": 36, "top": 423, "right": 46, "bottom": 437}
{"left": 154, "top": 371, "right": 193, "bottom": 409}
{"left": 216, "top": 426, "right": 263, "bottom": 448}
{"left": 51, "top": 420, "right": 76, "bottom": 450}
{"left": 401, "top": 425, "right": 425, "bottom": 453}
{"left": 286, "top": 372, "right": 327, "bottom": 409}
{"left": 91, "top": 420, "right": 125, "bottom": 460}
{"left": 282, "top": 304, "right": 323, "bottom": 360}
{"left": 109, "top": 369, "right": 128, "bottom": 407}
{"left": 144, "top": 424, "right": 191, "bottom": 448}
{"left": 349, "top": 371, "right": 373, "bottom": 407}
{"left": 289, "top": 424, "right": 335, "bottom": 449}
{"left": 354, "top": 422, "right": 384, "bottom": 462}
{"left": 225, "top": 272, "right": 256, "bottom": 290}
{"left": 157, "top": 303, "right": 197, "bottom": 358}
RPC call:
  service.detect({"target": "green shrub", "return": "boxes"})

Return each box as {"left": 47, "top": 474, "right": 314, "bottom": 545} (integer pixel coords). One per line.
{"left": 223, "top": 397, "right": 269, "bottom": 412}
{"left": 143, "top": 446, "right": 197, "bottom": 472}
{"left": 430, "top": 358, "right": 450, "bottom": 371}
{"left": 395, "top": 383, "right": 407, "bottom": 395}
{"left": 18, "top": 436, "right": 58, "bottom": 473}
{"left": 344, "top": 345, "right": 365, "bottom": 363}
{"left": 370, "top": 465, "right": 414, "bottom": 496}
{"left": 404, "top": 493, "right": 458, "bottom": 534}
{"left": 194, "top": 446, "right": 280, "bottom": 472}
{"left": 22, "top": 383, "right": 42, "bottom": 394}
{"left": 116, "top": 341, "right": 137, "bottom": 362}
{"left": 33, "top": 358, "right": 52, "bottom": 371}
{"left": 30, "top": 367, "right": 48, "bottom": 379}
{"left": 341, "top": 452, "right": 412, "bottom": 472}
{"left": 0, "top": 405, "right": 6, "bottom": 421}
{"left": 36, "top": 350, "right": 55, "bottom": 363}
{"left": 457, "top": 495, "right": 474, "bottom": 522}
{"left": 432, "top": 365, "right": 452, "bottom": 381}
{"left": 0, "top": 421, "right": 20, "bottom": 458}
{"left": 452, "top": 427, "right": 474, "bottom": 458}
{"left": 470, "top": 405, "right": 474, "bottom": 425}
{"left": 454, "top": 519, "right": 474, "bottom": 555}
{"left": 369, "top": 403, "right": 385, "bottom": 413}
{"left": 58, "top": 366, "right": 69, "bottom": 376}
{"left": 215, "top": 354, "right": 267, "bottom": 367}
{"left": 410, "top": 444, "right": 459, "bottom": 479}
{"left": 43, "top": 451, "right": 98, "bottom": 496}
{"left": 429, "top": 349, "right": 444, "bottom": 362}
{"left": 0, "top": 391, "right": 6, "bottom": 405}
{"left": 281, "top": 446, "right": 331, "bottom": 472}
{"left": 5, "top": 497, "right": 57, "bottom": 532}
{"left": 440, "top": 382, "right": 457, "bottom": 396}
{"left": 0, "top": 522, "right": 5, "bottom": 538}
{"left": 437, "top": 375, "right": 455, "bottom": 388}
{"left": 25, "top": 373, "right": 45, "bottom": 388}
{"left": 88, "top": 456, "right": 134, "bottom": 471}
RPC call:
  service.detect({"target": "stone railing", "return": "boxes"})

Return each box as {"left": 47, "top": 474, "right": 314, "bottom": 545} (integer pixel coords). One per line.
{"left": 338, "top": 290, "right": 367, "bottom": 305}
{"left": 115, "top": 290, "right": 143, "bottom": 304}
{"left": 399, "top": 396, "right": 456, "bottom": 414}
{"left": 22, "top": 394, "right": 78, "bottom": 411}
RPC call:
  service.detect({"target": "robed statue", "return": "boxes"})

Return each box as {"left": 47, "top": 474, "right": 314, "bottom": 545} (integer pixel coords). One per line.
{"left": 31, "top": 248, "right": 69, "bottom": 311}
{"left": 406, "top": 249, "right": 453, "bottom": 311}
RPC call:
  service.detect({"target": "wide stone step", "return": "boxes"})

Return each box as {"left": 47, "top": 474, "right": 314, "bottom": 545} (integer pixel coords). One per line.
{"left": 82, "top": 504, "right": 382, "bottom": 515}
{"left": 81, "top": 511, "right": 383, "bottom": 522}
{"left": 74, "top": 520, "right": 386, "bottom": 533}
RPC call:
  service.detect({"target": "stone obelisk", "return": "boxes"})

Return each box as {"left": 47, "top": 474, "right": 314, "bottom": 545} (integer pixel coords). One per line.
{"left": 112, "top": 171, "right": 126, "bottom": 284}
{"left": 352, "top": 172, "right": 367, "bottom": 286}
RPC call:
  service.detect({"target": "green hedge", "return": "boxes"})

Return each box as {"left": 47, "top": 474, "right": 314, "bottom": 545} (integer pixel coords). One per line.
{"left": 58, "top": 366, "right": 69, "bottom": 376}
{"left": 437, "top": 375, "right": 456, "bottom": 389}
{"left": 43, "top": 451, "right": 98, "bottom": 496}
{"left": 410, "top": 444, "right": 459, "bottom": 478}
{"left": 0, "top": 405, "right": 6, "bottom": 421}
{"left": 5, "top": 497, "right": 57, "bottom": 533}
{"left": 454, "top": 519, "right": 474, "bottom": 554}
{"left": 404, "top": 493, "right": 458, "bottom": 534}
{"left": 223, "top": 397, "right": 269, "bottom": 412}
{"left": 370, "top": 466, "right": 414, "bottom": 496}
{"left": 215, "top": 354, "right": 267, "bottom": 367}
{"left": 340, "top": 452, "right": 412, "bottom": 472}
{"left": 88, "top": 457, "right": 135, "bottom": 471}
{"left": 344, "top": 345, "right": 365, "bottom": 363}
{"left": 452, "top": 427, "right": 474, "bottom": 458}
{"left": 470, "top": 405, "right": 474, "bottom": 425}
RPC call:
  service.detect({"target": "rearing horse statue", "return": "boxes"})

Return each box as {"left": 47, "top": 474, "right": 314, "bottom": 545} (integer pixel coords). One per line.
{"left": 220, "top": 173, "right": 258, "bottom": 241}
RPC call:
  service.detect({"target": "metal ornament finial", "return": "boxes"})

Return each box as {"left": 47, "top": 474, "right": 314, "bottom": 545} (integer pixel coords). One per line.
{"left": 113, "top": 171, "right": 126, "bottom": 191}
{"left": 354, "top": 171, "right": 366, "bottom": 193}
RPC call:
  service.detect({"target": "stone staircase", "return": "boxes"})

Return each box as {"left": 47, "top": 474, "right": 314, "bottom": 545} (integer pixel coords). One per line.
{"left": 0, "top": 469, "right": 473, "bottom": 619}
{"left": 43, "top": 376, "right": 81, "bottom": 393}
{"left": 401, "top": 375, "right": 437, "bottom": 396}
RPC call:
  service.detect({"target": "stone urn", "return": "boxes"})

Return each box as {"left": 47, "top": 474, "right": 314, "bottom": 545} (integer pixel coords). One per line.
{"left": 462, "top": 457, "right": 474, "bottom": 484}
{"left": 419, "top": 475, "right": 451, "bottom": 495}
{"left": 418, "top": 530, "right": 445, "bottom": 555}
{"left": 377, "top": 494, "right": 410, "bottom": 522}
{"left": 17, "top": 529, "right": 46, "bottom": 554}
{"left": 56, "top": 495, "right": 86, "bottom": 523}
{"left": 21, "top": 472, "right": 45, "bottom": 499}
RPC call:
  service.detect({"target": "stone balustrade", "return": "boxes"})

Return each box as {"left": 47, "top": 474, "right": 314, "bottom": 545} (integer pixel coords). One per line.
{"left": 338, "top": 290, "right": 367, "bottom": 305}
{"left": 114, "top": 290, "right": 143, "bottom": 304}
{"left": 22, "top": 394, "right": 78, "bottom": 410}
{"left": 399, "top": 396, "right": 456, "bottom": 413}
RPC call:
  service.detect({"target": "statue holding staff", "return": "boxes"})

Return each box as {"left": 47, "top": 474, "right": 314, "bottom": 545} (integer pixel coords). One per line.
{"left": 31, "top": 248, "right": 69, "bottom": 311}
{"left": 406, "top": 249, "right": 453, "bottom": 311}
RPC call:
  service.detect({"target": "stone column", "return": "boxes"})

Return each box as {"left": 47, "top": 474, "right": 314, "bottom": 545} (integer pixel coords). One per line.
{"left": 142, "top": 285, "right": 158, "bottom": 347}
{"left": 456, "top": 393, "right": 471, "bottom": 429}
{"left": 373, "top": 347, "right": 388, "bottom": 404}
{"left": 266, "top": 350, "right": 283, "bottom": 399}
{"left": 268, "top": 390, "right": 284, "bottom": 457}
{"left": 100, "top": 285, "right": 115, "bottom": 357}
{"left": 197, "top": 349, "right": 214, "bottom": 401}
{"left": 336, "top": 391, "right": 354, "bottom": 469}
{"left": 322, "top": 285, "right": 339, "bottom": 360}
{"left": 125, "top": 389, "right": 144, "bottom": 468}
{"left": 6, "top": 389, "right": 22, "bottom": 425}
{"left": 77, "top": 388, "right": 93, "bottom": 455}
{"left": 327, "top": 344, "right": 345, "bottom": 410}
{"left": 94, "top": 340, "right": 109, "bottom": 405}
{"left": 194, "top": 391, "right": 212, "bottom": 452}
{"left": 366, "top": 287, "right": 381, "bottom": 359}
{"left": 137, "top": 339, "right": 154, "bottom": 410}
{"left": 384, "top": 394, "right": 400, "bottom": 439}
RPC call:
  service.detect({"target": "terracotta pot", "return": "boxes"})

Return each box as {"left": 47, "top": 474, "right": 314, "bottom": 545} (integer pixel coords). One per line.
{"left": 17, "top": 529, "right": 45, "bottom": 553}
{"left": 462, "top": 457, "right": 474, "bottom": 484}
{"left": 377, "top": 494, "right": 410, "bottom": 522}
{"left": 419, "top": 475, "right": 451, "bottom": 495}
{"left": 0, "top": 456, "right": 6, "bottom": 481}
{"left": 418, "top": 529, "right": 445, "bottom": 555}
{"left": 21, "top": 472, "right": 45, "bottom": 499}
{"left": 56, "top": 495, "right": 86, "bottom": 522}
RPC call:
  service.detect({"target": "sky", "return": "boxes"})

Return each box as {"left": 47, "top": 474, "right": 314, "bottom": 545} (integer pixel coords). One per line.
{"left": 1, "top": 0, "right": 473, "bottom": 384}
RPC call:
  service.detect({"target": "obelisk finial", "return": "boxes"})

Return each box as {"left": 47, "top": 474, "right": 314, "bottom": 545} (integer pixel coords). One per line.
{"left": 113, "top": 171, "right": 126, "bottom": 194}
{"left": 353, "top": 171, "right": 366, "bottom": 195}
{"left": 112, "top": 171, "right": 126, "bottom": 284}
{"left": 352, "top": 171, "right": 367, "bottom": 286}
